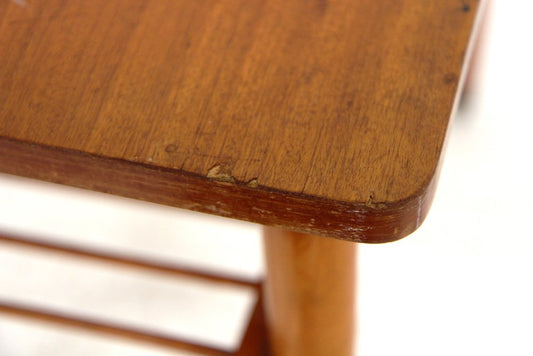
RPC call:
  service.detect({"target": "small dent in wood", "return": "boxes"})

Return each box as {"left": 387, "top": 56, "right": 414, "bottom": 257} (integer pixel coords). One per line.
{"left": 443, "top": 72, "right": 458, "bottom": 85}
{"left": 366, "top": 190, "right": 375, "bottom": 206}
{"left": 366, "top": 190, "right": 386, "bottom": 209}
{"left": 165, "top": 144, "right": 178, "bottom": 153}
{"left": 247, "top": 178, "right": 259, "bottom": 188}
{"left": 346, "top": 99, "right": 354, "bottom": 109}
{"left": 206, "top": 163, "right": 236, "bottom": 183}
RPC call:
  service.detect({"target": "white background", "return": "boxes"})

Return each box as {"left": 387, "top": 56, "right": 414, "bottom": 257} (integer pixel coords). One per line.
{"left": 359, "top": 1, "right": 533, "bottom": 355}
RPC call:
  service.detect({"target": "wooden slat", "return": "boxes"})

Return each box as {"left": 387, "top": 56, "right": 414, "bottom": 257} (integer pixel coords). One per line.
{"left": 0, "top": 299, "right": 248, "bottom": 356}
{"left": 0, "top": 0, "right": 483, "bottom": 242}
{"left": 0, "top": 231, "right": 267, "bottom": 355}
{"left": 0, "top": 232, "right": 259, "bottom": 289}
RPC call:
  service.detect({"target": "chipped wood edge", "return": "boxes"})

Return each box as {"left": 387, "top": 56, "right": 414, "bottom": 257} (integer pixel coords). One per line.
{"left": 0, "top": 136, "right": 439, "bottom": 243}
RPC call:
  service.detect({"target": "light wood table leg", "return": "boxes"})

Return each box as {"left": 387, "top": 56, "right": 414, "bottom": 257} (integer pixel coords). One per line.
{"left": 262, "top": 227, "right": 356, "bottom": 356}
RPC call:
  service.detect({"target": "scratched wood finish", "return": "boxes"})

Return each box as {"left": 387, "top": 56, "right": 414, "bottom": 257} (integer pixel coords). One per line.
{"left": 0, "top": 0, "right": 482, "bottom": 242}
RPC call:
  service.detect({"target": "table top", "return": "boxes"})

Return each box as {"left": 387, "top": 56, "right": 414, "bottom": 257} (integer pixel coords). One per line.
{"left": 0, "top": 0, "right": 481, "bottom": 242}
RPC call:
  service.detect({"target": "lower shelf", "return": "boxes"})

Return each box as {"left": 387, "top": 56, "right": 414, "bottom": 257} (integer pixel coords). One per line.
{"left": 0, "top": 232, "right": 267, "bottom": 356}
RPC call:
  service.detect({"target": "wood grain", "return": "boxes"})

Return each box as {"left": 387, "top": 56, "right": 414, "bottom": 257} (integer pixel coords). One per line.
{"left": 0, "top": 0, "right": 483, "bottom": 242}
{"left": 263, "top": 227, "right": 356, "bottom": 356}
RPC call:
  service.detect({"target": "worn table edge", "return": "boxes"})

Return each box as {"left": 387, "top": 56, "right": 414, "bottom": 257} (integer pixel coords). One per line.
{"left": 0, "top": 135, "right": 441, "bottom": 243}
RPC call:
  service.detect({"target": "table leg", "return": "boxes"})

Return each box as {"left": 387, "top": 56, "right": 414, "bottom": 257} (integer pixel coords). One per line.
{"left": 262, "top": 227, "right": 356, "bottom": 356}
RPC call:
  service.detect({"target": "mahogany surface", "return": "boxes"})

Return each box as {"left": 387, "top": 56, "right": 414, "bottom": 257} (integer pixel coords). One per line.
{"left": 0, "top": 0, "right": 482, "bottom": 242}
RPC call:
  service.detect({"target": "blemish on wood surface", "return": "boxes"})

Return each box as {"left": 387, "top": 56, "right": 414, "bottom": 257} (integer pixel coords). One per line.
{"left": 11, "top": 0, "right": 27, "bottom": 7}
{"left": 314, "top": 0, "right": 328, "bottom": 15}
{"left": 366, "top": 190, "right": 375, "bottom": 207}
{"left": 443, "top": 72, "right": 458, "bottom": 85}
{"left": 365, "top": 190, "right": 387, "bottom": 209}
{"left": 206, "top": 163, "right": 235, "bottom": 183}
{"left": 459, "top": 0, "right": 471, "bottom": 12}
{"left": 416, "top": 195, "right": 423, "bottom": 227}
{"left": 204, "top": 204, "right": 231, "bottom": 216}
{"left": 247, "top": 178, "right": 259, "bottom": 188}
{"left": 165, "top": 144, "right": 178, "bottom": 153}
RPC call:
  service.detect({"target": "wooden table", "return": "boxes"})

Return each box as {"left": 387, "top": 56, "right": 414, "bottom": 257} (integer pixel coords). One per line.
{"left": 0, "top": 0, "right": 483, "bottom": 354}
